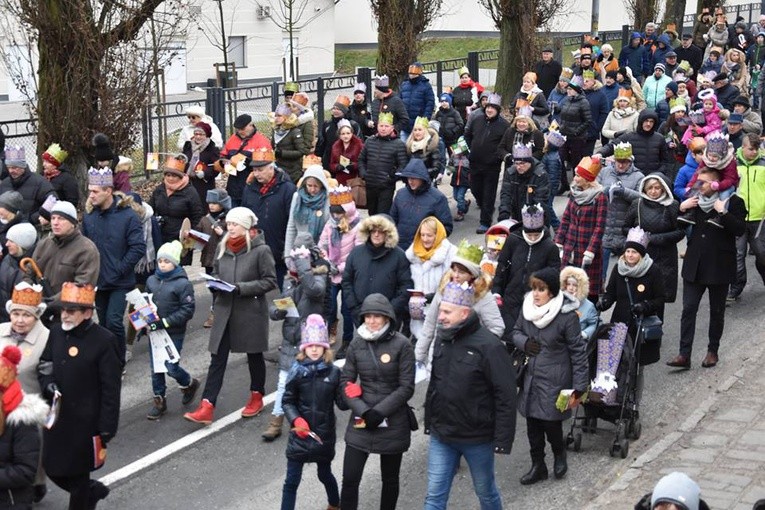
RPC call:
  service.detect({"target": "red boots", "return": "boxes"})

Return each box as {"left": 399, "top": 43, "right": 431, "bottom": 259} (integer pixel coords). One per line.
{"left": 241, "top": 391, "right": 264, "bottom": 418}
{"left": 184, "top": 399, "right": 214, "bottom": 425}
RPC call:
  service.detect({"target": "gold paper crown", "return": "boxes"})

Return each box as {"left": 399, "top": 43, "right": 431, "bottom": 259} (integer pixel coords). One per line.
{"left": 617, "top": 88, "right": 633, "bottom": 98}
{"left": 457, "top": 66, "right": 470, "bottom": 77}
{"left": 284, "top": 82, "right": 300, "bottom": 93}
{"left": 329, "top": 185, "right": 353, "bottom": 206}
{"left": 414, "top": 116, "right": 429, "bottom": 129}
{"left": 10, "top": 283, "right": 43, "bottom": 307}
{"left": 163, "top": 155, "right": 187, "bottom": 173}
{"left": 575, "top": 156, "right": 603, "bottom": 182}
{"left": 251, "top": 147, "right": 276, "bottom": 165}
{"left": 60, "top": 282, "right": 96, "bottom": 307}
{"left": 378, "top": 112, "right": 394, "bottom": 125}
{"left": 302, "top": 154, "right": 322, "bottom": 169}
{"left": 43, "top": 143, "right": 69, "bottom": 166}
{"left": 334, "top": 95, "right": 351, "bottom": 108}
{"left": 582, "top": 69, "right": 596, "bottom": 80}
{"left": 560, "top": 68, "right": 574, "bottom": 81}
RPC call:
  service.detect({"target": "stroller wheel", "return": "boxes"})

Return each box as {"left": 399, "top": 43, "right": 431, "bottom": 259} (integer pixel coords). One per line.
{"left": 619, "top": 439, "right": 629, "bottom": 459}
{"left": 573, "top": 432, "right": 582, "bottom": 452}
{"left": 609, "top": 443, "right": 619, "bottom": 458}
{"left": 566, "top": 432, "right": 574, "bottom": 448}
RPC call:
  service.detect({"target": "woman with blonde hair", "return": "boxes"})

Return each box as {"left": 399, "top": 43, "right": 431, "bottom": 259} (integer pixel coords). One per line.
{"left": 722, "top": 48, "right": 750, "bottom": 98}
{"left": 560, "top": 266, "right": 598, "bottom": 340}
{"left": 513, "top": 72, "right": 550, "bottom": 130}
{"left": 594, "top": 44, "right": 619, "bottom": 81}
{"left": 601, "top": 92, "right": 640, "bottom": 143}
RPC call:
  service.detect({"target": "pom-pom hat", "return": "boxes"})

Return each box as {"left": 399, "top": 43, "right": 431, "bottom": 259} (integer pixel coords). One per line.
{"left": 300, "top": 314, "right": 330, "bottom": 350}
{"left": 157, "top": 240, "right": 183, "bottom": 266}
{"left": 651, "top": 472, "right": 701, "bottom": 510}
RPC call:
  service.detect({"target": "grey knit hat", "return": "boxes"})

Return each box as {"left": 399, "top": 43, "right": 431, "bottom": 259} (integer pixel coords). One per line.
{"left": 6, "top": 223, "right": 37, "bottom": 251}
{"left": 0, "top": 191, "right": 23, "bottom": 214}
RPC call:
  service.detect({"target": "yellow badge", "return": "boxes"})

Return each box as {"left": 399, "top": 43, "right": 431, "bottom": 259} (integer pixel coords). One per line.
{"left": 380, "top": 353, "right": 391, "bottom": 363}
{"left": 99, "top": 449, "right": 107, "bottom": 461}
{"left": 637, "top": 284, "right": 646, "bottom": 293}
{"left": 23, "top": 347, "right": 32, "bottom": 358}
{"left": 316, "top": 210, "right": 323, "bottom": 217}
{"left": 527, "top": 186, "right": 534, "bottom": 195}
{"left": 68, "top": 346, "right": 79, "bottom": 357}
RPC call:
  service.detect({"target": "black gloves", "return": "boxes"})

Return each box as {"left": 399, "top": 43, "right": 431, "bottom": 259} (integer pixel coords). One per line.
{"left": 99, "top": 432, "right": 113, "bottom": 445}
{"left": 147, "top": 319, "right": 165, "bottom": 331}
{"left": 363, "top": 409, "right": 385, "bottom": 430}
{"left": 525, "top": 339, "right": 542, "bottom": 356}
{"left": 274, "top": 148, "right": 282, "bottom": 158}
{"left": 595, "top": 299, "right": 609, "bottom": 312}
{"left": 631, "top": 302, "right": 647, "bottom": 316}
{"left": 335, "top": 164, "right": 344, "bottom": 173}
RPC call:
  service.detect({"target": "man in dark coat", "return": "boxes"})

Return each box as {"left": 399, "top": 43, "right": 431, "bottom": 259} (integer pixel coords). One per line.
{"left": 712, "top": 73, "right": 741, "bottom": 111}
{"left": 314, "top": 98, "right": 361, "bottom": 171}
{"left": 598, "top": 109, "right": 673, "bottom": 176}
{"left": 535, "top": 48, "right": 563, "bottom": 98}
{"left": 465, "top": 93, "right": 510, "bottom": 234}
{"left": 371, "top": 76, "right": 410, "bottom": 136}
{"left": 38, "top": 282, "right": 121, "bottom": 510}
{"left": 219, "top": 114, "right": 272, "bottom": 207}
{"left": 399, "top": 62, "right": 435, "bottom": 139}
{"left": 667, "top": 166, "right": 747, "bottom": 369}
{"left": 675, "top": 33, "right": 703, "bottom": 81}
{"left": 390, "top": 159, "right": 453, "bottom": 250}
{"left": 583, "top": 74, "right": 610, "bottom": 155}
{"left": 0, "top": 147, "right": 55, "bottom": 226}
{"left": 497, "top": 147, "right": 550, "bottom": 225}
{"left": 619, "top": 32, "right": 646, "bottom": 79}
{"left": 348, "top": 82, "right": 375, "bottom": 139}
{"left": 240, "top": 157, "right": 297, "bottom": 291}
{"left": 82, "top": 168, "right": 146, "bottom": 365}
{"left": 558, "top": 81, "right": 593, "bottom": 188}
{"left": 423, "top": 281, "right": 516, "bottom": 509}
{"left": 357, "top": 113, "right": 409, "bottom": 216}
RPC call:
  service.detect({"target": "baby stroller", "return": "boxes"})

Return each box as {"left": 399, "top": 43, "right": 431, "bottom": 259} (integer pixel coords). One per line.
{"left": 565, "top": 319, "right": 643, "bottom": 459}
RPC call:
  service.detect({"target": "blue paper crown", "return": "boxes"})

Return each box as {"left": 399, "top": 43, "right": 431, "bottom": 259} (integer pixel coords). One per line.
{"left": 512, "top": 143, "right": 533, "bottom": 160}
{"left": 522, "top": 203, "right": 545, "bottom": 231}
{"left": 441, "top": 281, "right": 475, "bottom": 308}
{"left": 88, "top": 166, "right": 114, "bottom": 187}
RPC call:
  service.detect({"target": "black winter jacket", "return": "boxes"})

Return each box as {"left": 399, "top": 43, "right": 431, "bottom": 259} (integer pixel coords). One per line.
{"left": 47, "top": 168, "right": 80, "bottom": 207}
{"left": 425, "top": 312, "right": 517, "bottom": 451}
{"left": 0, "top": 170, "right": 55, "bottom": 225}
{"left": 145, "top": 267, "right": 195, "bottom": 342}
{"left": 150, "top": 183, "right": 204, "bottom": 265}
{"left": 497, "top": 128, "right": 546, "bottom": 162}
{"left": 464, "top": 111, "right": 510, "bottom": 170}
{"left": 371, "top": 93, "right": 410, "bottom": 135}
{"left": 433, "top": 107, "right": 464, "bottom": 147}
{"left": 358, "top": 134, "right": 409, "bottom": 189}
{"left": 283, "top": 361, "right": 345, "bottom": 463}
{"left": 241, "top": 169, "right": 297, "bottom": 263}
{"left": 182, "top": 141, "right": 220, "bottom": 204}
{"left": 599, "top": 109, "right": 673, "bottom": 176}
{"left": 348, "top": 101, "right": 374, "bottom": 139}
{"left": 715, "top": 82, "right": 741, "bottom": 111}
{"left": 535, "top": 59, "right": 564, "bottom": 98}
{"left": 498, "top": 160, "right": 550, "bottom": 223}
{"left": 558, "top": 92, "right": 592, "bottom": 139}
{"left": 341, "top": 318, "right": 415, "bottom": 455}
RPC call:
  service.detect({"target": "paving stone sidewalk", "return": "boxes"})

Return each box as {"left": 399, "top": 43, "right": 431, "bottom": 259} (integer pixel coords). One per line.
{"left": 588, "top": 339, "right": 765, "bottom": 510}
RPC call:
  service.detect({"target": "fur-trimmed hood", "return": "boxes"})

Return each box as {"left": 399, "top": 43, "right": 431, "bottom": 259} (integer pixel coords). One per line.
{"left": 6, "top": 392, "right": 48, "bottom": 427}
{"left": 560, "top": 265, "right": 590, "bottom": 302}
{"left": 85, "top": 190, "right": 133, "bottom": 214}
{"left": 405, "top": 127, "right": 440, "bottom": 155}
{"left": 358, "top": 215, "right": 399, "bottom": 248}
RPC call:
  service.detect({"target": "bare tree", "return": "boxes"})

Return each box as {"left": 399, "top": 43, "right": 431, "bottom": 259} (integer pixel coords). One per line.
{"left": 478, "top": 0, "right": 571, "bottom": 105}
{"left": 370, "top": 0, "right": 444, "bottom": 90}
{"left": 622, "top": 0, "right": 661, "bottom": 32}
{"left": 0, "top": 0, "right": 190, "bottom": 185}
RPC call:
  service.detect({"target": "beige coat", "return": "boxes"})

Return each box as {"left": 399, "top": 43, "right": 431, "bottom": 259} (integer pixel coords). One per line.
{"left": 0, "top": 320, "right": 49, "bottom": 393}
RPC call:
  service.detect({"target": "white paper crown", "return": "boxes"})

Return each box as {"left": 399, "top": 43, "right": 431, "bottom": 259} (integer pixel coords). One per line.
{"left": 512, "top": 143, "right": 533, "bottom": 160}
{"left": 88, "top": 166, "right": 114, "bottom": 187}
{"left": 626, "top": 226, "right": 650, "bottom": 249}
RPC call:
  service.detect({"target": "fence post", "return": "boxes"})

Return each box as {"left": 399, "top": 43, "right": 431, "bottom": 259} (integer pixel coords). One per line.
{"left": 317, "top": 77, "right": 325, "bottom": 127}
{"left": 622, "top": 25, "right": 630, "bottom": 49}
{"left": 467, "top": 52, "right": 479, "bottom": 82}
{"left": 436, "top": 61, "right": 443, "bottom": 95}
{"left": 271, "top": 81, "right": 280, "bottom": 112}
{"left": 206, "top": 87, "right": 226, "bottom": 135}
{"left": 142, "top": 105, "right": 150, "bottom": 178}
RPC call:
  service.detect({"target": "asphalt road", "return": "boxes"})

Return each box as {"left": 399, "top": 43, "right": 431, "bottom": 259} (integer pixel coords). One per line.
{"left": 33, "top": 184, "right": 765, "bottom": 509}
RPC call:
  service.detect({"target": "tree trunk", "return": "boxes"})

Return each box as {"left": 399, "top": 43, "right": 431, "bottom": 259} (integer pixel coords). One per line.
{"left": 376, "top": 0, "right": 421, "bottom": 90}
{"left": 494, "top": 5, "right": 537, "bottom": 107}
{"left": 632, "top": 0, "right": 659, "bottom": 32}
{"left": 663, "top": 0, "right": 687, "bottom": 32}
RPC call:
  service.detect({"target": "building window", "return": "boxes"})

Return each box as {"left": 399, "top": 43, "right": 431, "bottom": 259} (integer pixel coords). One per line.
{"left": 228, "top": 36, "right": 246, "bottom": 68}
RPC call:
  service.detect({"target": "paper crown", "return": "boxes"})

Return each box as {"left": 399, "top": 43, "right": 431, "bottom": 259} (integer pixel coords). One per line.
{"left": 516, "top": 105, "right": 534, "bottom": 118}
{"left": 688, "top": 137, "right": 706, "bottom": 153}
{"left": 337, "top": 119, "right": 352, "bottom": 132}
{"left": 163, "top": 154, "right": 187, "bottom": 174}
{"left": 300, "top": 314, "right": 330, "bottom": 350}
{"left": 274, "top": 103, "right": 292, "bottom": 116}
{"left": 617, "top": 88, "right": 633, "bottom": 99}
{"left": 677, "top": 60, "right": 692, "bottom": 73}
{"left": 457, "top": 66, "right": 470, "bottom": 77}
{"left": 441, "top": 281, "right": 475, "bottom": 308}
{"left": 4, "top": 146, "right": 25, "bottom": 164}
{"left": 582, "top": 69, "right": 596, "bottom": 80}
{"left": 290, "top": 92, "right": 309, "bottom": 107}
{"left": 329, "top": 185, "right": 353, "bottom": 206}
{"left": 353, "top": 82, "right": 367, "bottom": 93}
{"left": 408, "top": 62, "right": 423, "bottom": 75}
{"left": 88, "top": 166, "right": 113, "bottom": 187}
{"left": 334, "top": 95, "right": 351, "bottom": 108}
{"left": 569, "top": 75, "right": 584, "bottom": 89}
{"left": 625, "top": 226, "right": 650, "bottom": 250}
{"left": 614, "top": 141, "right": 633, "bottom": 160}
{"left": 43, "top": 143, "right": 69, "bottom": 166}
{"left": 487, "top": 93, "right": 502, "bottom": 106}
{"left": 454, "top": 239, "right": 483, "bottom": 266}
{"left": 705, "top": 131, "right": 729, "bottom": 157}
{"left": 302, "top": 154, "right": 322, "bottom": 169}
{"left": 378, "top": 112, "right": 394, "bottom": 125}
{"left": 10, "top": 282, "right": 43, "bottom": 307}
{"left": 485, "top": 234, "right": 507, "bottom": 251}
{"left": 559, "top": 68, "right": 574, "bottom": 81}
{"left": 414, "top": 116, "right": 429, "bottom": 129}
{"left": 250, "top": 147, "right": 276, "bottom": 166}
{"left": 669, "top": 97, "right": 687, "bottom": 114}
{"left": 59, "top": 282, "right": 96, "bottom": 308}
{"left": 575, "top": 156, "right": 602, "bottom": 182}
{"left": 374, "top": 75, "right": 390, "bottom": 88}
{"left": 522, "top": 203, "right": 545, "bottom": 231}
{"left": 512, "top": 143, "right": 534, "bottom": 161}
{"left": 546, "top": 130, "right": 567, "bottom": 148}
{"left": 284, "top": 82, "right": 300, "bottom": 93}
{"left": 689, "top": 109, "right": 706, "bottom": 125}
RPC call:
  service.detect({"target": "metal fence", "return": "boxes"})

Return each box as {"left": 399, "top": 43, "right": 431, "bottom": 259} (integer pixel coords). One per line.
{"left": 0, "top": 118, "right": 38, "bottom": 167}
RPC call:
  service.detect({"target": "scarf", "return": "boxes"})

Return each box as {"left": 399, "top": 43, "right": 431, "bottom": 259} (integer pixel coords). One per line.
{"left": 570, "top": 182, "right": 604, "bottom": 205}
{"left": 135, "top": 204, "right": 158, "bottom": 275}
{"left": 410, "top": 134, "right": 431, "bottom": 153}
{"left": 294, "top": 188, "right": 328, "bottom": 241}
{"left": 617, "top": 253, "right": 654, "bottom": 278}
{"left": 698, "top": 192, "right": 719, "bottom": 212}
{"left": 357, "top": 322, "right": 390, "bottom": 341}
{"left": 9, "top": 330, "right": 26, "bottom": 344}
{"left": 701, "top": 146, "right": 734, "bottom": 169}
{"left": 227, "top": 234, "right": 247, "bottom": 253}
{"left": 155, "top": 264, "right": 183, "bottom": 280}
{"left": 436, "top": 322, "right": 461, "bottom": 342}
{"left": 44, "top": 168, "right": 61, "bottom": 181}
{"left": 188, "top": 138, "right": 211, "bottom": 174}
{"left": 273, "top": 126, "right": 289, "bottom": 146}
{"left": 331, "top": 214, "right": 359, "bottom": 247}
{"left": 164, "top": 174, "right": 190, "bottom": 196}
{"left": 522, "top": 231, "right": 544, "bottom": 245}
{"left": 412, "top": 220, "right": 447, "bottom": 261}
{"left": 522, "top": 291, "right": 564, "bottom": 329}
{"left": 613, "top": 107, "right": 636, "bottom": 119}
{"left": 259, "top": 174, "right": 277, "bottom": 196}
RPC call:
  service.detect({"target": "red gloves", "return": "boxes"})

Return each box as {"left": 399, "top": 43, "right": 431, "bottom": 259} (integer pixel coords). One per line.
{"left": 345, "top": 382, "right": 362, "bottom": 399}
{"left": 293, "top": 417, "right": 310, "bottom": 439}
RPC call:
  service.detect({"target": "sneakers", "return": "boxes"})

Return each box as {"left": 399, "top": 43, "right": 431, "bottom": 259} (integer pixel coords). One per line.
{"left": 203, "top": 311, "right": 214, "bottom": 328}
{"left": 181, "top": 378, "right": 200, "bottom": 405}
{"left": 241, "top": 391, "right": 264, "bottom": 418}
{"left": 147, "top": 396, "right": 167, "bottom": 420}
{"left": 476, "top": 225, "right": 489, "bottom": 234}
{"left": 677, "top": 211, "right": 696, "bottom": 225}
{"left": 453, "top": 212, "right": 465, "bottom": 222}
{"left": 184, "top": 399, "right": 214, "bottom": 425}
{"left": 261, "top": 414, "right": 284, "bottom": 441}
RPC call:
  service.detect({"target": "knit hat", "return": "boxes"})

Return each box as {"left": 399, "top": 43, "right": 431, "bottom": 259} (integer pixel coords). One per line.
{"left": 275, "top": 103, "right": 292, "bottom": 116}
{"left": 451, "top": 240, "right": 483, "bottom": 277}
{"left": 42, "top": 143, "right": 69, "bottom": 167}
{"left": 521, "top": 203, "right": 545, "bottom": 232}
{"left": 575, "top": 156, "right": 603, "bottom": 182}
{"left": 5, "top": 282, "right": 46, "bottom": 318}
{"left": 654, "top": 63, "right": 666, "bottom": 72}
{"left": 408, "top": 62, "right": 423, "bottom": 75}
{"left": 50, "top": 200, "right": 78, "bottom": 225}
{"left": 0, "top": 345, "right": 21, "bottom": 407}
{"left": 0, "top": 191, "right": 23, "bottom": 214}
{"left": 441, "top": 281, "right": 475, "bottom": 308}
{"left": 651, "top": 472, "right": 701, "bottom": 510}
{"left": 728, "top": 113, "right": 744, "bottom": 124}
{"left": 630, "top": 31, "right": 642, "bottom": 40}
{"left": 439, "top": 93, "right": 453, "bottom": 106}
{"left": 233, "top": 114, "right": 252, "bottom": 129}
{"left": 605, "top": 70, "right": 618, "bottom": 80}
{"left": 666, "top": 81, "right": 679, "bottom": 95}
{"left": 206, "top": 189, "right": 232, "bottom": 210}
{"left": 6, "top": 223, "right": 37, "bottom": 252}
{"left": 712, "top": 72, "right": 728, "bottom": 83}
{"left": 531, "top": 267, "right": 560, "bottom": 296}
{"left": 4, "top": 147, "right": 27, "bottom": 169}
{"left": 193, "top": 122, "right": 212, "bottom": 138}
{"left": 88, "top": 166, "right": 114, "bottom": 187}
{"left": 732, "top": 95, "right": 750, "bottom": 108}
{"left": 92, "top": 133, "right": 114, "bottom": 162}
{"left": 624, "top": 226, "right": 650, "bottom": 256}
{"left": 157, "top": 240, "right": 183, "bottom": 266}
{"left": 300, "top": 314, "right": 330, "bottom": 350}
{"left": 226, "top": 207, "right": 258, "bottom": 230}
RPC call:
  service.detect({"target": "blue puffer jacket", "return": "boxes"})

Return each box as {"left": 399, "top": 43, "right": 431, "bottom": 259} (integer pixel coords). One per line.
{"left": 619, "top": 37, "right": 646, "bottom": 78}
{"left": 241, "top": 168, "right": 297, "bottom": 263}
{"left": 390, "top": 159, "right": 453, "bottom": 250}
{"left": 145, "top": 267, "right": 195, "bottom": 341}
{"left": 547, "top": 86, "right": 569, "bottom": 124}
{"left": 82, "top": 196, "right": 146, "bottom": 290}
{"left": 674, "top": 150, "right": 698, "bottom": 200}
{"left": 651, "top": 34, "right": 673, "bottom": 69}
{"left": 584, "top": 88, "right": 610, "bottom": 141}
{"left": 399, "top": 75, "right": 435, "bottom": 133}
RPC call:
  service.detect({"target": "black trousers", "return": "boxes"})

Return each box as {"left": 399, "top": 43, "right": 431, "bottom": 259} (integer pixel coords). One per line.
{"left": 729, "top": 220, "right": 765, "bottom": 297}
{"left": 559, "top": 136, "right": 588, "bottom": 175}
{"left": 469, "top": 169, "right": 500, "bottom": 227}
{"left": 679, "top": 279, "right": 728, "bottom": 357}
{"left": 201, "top": 325, "right": 266, "bottom": 405}
{"left": 526, "top": 417, "right": 564, "bottom": 462}
{"left": 340, "top": 445, "right": 403, "bottom": 510}
{"left": 48, "top": 473, "right": 105, "bottom": 510}
{"left": 366, "top": 186, "right": 395, "bottom": 216}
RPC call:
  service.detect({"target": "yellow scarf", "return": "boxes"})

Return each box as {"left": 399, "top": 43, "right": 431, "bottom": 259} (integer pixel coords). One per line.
{"left": 412, "top": 217, "right": 447, "bottom": 261}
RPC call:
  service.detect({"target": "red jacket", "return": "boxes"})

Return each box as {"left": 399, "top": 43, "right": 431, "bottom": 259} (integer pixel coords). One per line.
{"left": 329, "top": 135, "right": 363, "bottom": 186}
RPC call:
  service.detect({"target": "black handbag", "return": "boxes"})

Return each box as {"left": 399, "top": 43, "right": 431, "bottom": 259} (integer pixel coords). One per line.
{"left": 509, "top": 346, "right": 528, "bottom": 389}
{"left": 625, "top": 276, "right": 663, "bottom": 344}
{"left": 406, "top": 406, "right": 419, "bottom": 431}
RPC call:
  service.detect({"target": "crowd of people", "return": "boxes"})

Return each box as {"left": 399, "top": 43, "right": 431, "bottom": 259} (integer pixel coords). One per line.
{"left": 0, "top": 12, "right": 763, "bottom": 509}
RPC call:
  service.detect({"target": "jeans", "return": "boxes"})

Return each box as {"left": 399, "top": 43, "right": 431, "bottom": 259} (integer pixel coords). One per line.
{"left": 150, "top": 335, "right": 191, "bottom": 396}
{"left": 602, "top": 247, "right": 612, "bottom": 283}
{"left": 272, "top": 369, "right": 289, "bottom": 416}
{"left": 329, "top": 283, "right": 354, "bottom": 343}
{"left": 281, "top": 459, "right": 339, "bottom": 510}
{"left": 341, "top": 445, "right": 402, "bottom": 510}
{"left": 423, "top": 435, "right": 502, "bottom": 510}
{"left": 729, "top": 220, "right": 765, "bottom": 297}
{"left": 366, "top": 186, "right": 395, "bottom": 216}
{"left": 541, "top": 151, "right": 561, "bottom": 228}
{"left": 679, "top": 279, "right": 728, "bottom": 357}
{"left": 201, "top": 325, "right": 266, "bottom": 405}
{"left": 95, "top": 288, "right": 128, "bottom": 365}
{"left": 452, "top": 185, "right": 470, "bottom": 214}
{"left": 470, "top": 169, "right": 501, "bottom": 227}
{"left": 526, "top": 417, "right": 564, "bottom": 462}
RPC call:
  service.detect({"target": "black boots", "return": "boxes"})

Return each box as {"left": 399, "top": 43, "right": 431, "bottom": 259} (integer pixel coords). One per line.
{"left": 553, "top": 450, "right": 568, "bottom": 479}
{"left": 520, "top": 461, "right": 548, "bottom": 485}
